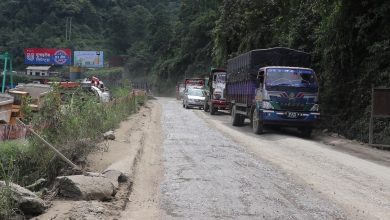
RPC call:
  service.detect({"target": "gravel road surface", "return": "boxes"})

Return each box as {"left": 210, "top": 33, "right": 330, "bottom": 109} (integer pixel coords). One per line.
{"left": 157, "top": 98, "right": 349, "bottom": 219}
{"left": 119, "top": 97, "right": 390, "bottom": 220}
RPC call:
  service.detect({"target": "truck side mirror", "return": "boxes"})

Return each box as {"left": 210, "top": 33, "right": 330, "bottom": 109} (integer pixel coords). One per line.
{"left": 256, "top": 71, "right": 264, "bottom": 88}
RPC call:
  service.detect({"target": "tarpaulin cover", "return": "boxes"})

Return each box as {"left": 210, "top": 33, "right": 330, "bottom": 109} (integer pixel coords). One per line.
{"left": 227, "top": 47, "right": 311, "bottom": 82}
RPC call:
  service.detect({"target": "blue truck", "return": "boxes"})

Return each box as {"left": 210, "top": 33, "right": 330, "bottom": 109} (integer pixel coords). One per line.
{"left": 226, "top": 47, "right": 320, "bottom": 137}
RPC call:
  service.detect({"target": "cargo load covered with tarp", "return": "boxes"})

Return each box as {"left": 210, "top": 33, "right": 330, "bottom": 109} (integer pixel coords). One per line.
{"left": 227, "top": 47, "right": 311, "bottom": 82}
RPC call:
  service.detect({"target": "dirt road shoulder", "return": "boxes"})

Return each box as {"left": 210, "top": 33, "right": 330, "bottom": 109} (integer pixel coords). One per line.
{"left": 35, "top": 100, "right": 161, "bottom": 220}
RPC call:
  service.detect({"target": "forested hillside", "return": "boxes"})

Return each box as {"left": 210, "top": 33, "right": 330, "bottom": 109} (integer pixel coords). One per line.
{"left": 0, "top": 0, "right": 389, "bottom": 141}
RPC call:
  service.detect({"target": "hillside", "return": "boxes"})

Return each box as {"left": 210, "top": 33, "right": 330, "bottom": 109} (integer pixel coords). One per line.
{"left": 0, "top": 0, "right": 389, "bottom": 141}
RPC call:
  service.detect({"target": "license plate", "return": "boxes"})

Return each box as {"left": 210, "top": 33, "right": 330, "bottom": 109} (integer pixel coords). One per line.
{"left": 286, "top": 112, "right": 299, "bottom": 118}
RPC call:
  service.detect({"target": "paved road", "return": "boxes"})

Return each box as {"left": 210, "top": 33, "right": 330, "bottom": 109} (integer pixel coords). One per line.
{"left": 159, "top": 98, "right": 347, "bottom": 219}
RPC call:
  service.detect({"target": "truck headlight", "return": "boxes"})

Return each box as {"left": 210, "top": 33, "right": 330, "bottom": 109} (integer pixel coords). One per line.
{"left": 310, "top": 104, "right": 319, "bottom": 112}
{"left": 262, "top": 101, "right": 274, "bottom": 110}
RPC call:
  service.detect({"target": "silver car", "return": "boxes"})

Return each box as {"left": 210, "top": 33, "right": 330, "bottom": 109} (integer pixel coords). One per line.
{"left": 183, "top": 88, "right": 206, "bottom": 109}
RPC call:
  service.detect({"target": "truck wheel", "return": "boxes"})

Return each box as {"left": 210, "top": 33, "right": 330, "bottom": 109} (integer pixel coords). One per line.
{"left": 252, "top": 110, "right": 264, "bottom": 134}
{"left": 204, "top": 102, "right": 209, "bottom": 112}
{"left": 231, "top": 105, "right": 242, "bottom": 126}
{"left": 210, "top": 103, "right": 217, "bottom": 115}
{"left": 300, "top": 128, "right": 312, "bottom": 138}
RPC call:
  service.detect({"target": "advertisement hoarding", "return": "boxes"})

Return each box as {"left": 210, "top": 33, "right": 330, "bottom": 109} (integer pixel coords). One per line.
{"left": 74, "top": 51, "right": 104, "bottom": 68}
{"left": 24, "top": 48, "right": 72, "bottom": 65}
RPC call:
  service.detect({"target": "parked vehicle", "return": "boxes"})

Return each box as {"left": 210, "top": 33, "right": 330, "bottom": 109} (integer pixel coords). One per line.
{"left": 184, "top": 78, "right": 206, "bottom": 90}
{"left": 204, "top": 68, "right": 229, "bottom": 115}
{"left": 182, "top": 87, "right": 206, "bottom": 109}
{"left": 227, "top": 47, "right": 320, "bottom": 137}
{"left": 176, "top": 83, "right": 185, "bottom": 100}
{"left": 80, "top": 77, "right": 111, "bottom": 103}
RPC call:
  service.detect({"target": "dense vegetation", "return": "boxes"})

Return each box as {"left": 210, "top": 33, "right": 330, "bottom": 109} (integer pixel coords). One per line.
{"left": 0, "top": 0, "right": 389, "bottom": 141}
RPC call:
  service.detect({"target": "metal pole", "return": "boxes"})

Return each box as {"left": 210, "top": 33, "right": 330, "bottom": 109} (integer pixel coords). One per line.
{"left": 69, "top": 17, "right": 72, "bottom": 41}
{"left": 65, "top": 17, "right": 68, "bottom": 41}
{"left": 369, "top": 87, "right": 374, "bottom": 145}
{"left": 16, "top": 119, "right": 80, "bottom": 170}
{"left": 2, "top": 55, "right": 8, "bottom": 93}
{"left": 9, "top": 56, "right": 13, "bottom": 88}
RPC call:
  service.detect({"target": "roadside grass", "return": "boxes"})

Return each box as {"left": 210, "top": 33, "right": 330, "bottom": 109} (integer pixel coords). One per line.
{"left": 0, "top": 157, "right": 20, "bottom": 219}
{"left": 0, "top": 86, "right": 146, "bottom": 216}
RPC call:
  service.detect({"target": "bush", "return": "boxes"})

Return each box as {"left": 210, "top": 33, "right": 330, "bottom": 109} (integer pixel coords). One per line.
{"left": 0, "top": 158, "right": 19, "bottom": 219}
{"left": 0, "top": 87, "right": 144, "bottom": 185}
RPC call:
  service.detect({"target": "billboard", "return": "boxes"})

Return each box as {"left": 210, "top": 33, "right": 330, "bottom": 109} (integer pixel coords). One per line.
{"left": 24, "top": 48, "right": 72, "bottom": 65}
{"left": 74, "top": 51, "right": 104, "bottom": 68}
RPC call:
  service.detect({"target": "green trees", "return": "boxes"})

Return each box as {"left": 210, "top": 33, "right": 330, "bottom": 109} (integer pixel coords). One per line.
{"left": 0, "top": 0, "right": 389, "bottom": 140}
{"left": 211, "top": 0, "right": 390, "bottom": 140}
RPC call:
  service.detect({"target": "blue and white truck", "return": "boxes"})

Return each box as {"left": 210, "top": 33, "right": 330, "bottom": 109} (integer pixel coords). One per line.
{"left": 226, "top": 47, "right": 320, "bottom": 137}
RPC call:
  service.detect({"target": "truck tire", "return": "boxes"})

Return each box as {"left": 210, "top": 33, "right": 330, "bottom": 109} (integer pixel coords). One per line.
{"left": 210, "top": 102, "right": 217, "bottom": 115}
{"left": 231, "top": 105, "right": 243, "bottom": 126}
{"left": 252, "top": 110, "right": 264, "bottom": 134}
{"left": 204, "top": 101, "right": 209, "bottom": 112}
{"left": 300, "top": 128, "right": 312, "bottom": 138}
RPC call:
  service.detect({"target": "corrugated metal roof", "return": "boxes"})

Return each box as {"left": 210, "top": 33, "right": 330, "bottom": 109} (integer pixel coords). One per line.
{"left": 26, "top": 66, "right": 52, "bottom": 71}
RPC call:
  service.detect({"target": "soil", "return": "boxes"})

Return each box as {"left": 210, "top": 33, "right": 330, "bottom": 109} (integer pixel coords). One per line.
{"left": 34, "top": 98, "right": 390, "bottom": 220}
{"left": 34, "top": 100, "right": 162, "bottom": 220}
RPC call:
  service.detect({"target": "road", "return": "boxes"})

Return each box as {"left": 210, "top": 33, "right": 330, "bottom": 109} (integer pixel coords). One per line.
{"left": 122, "top": 98, "right": 390, "bottom": 220}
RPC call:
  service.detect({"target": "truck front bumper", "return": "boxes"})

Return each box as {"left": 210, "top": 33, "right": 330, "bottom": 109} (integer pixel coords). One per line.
{"left": 261, "top": 110, "right": 320, "bottom": 128}
{"left": 211, "top": 100, "right": 229, "bottom": 108}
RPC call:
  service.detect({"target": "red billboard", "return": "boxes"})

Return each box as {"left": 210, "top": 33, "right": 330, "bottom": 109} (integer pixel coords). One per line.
{"left": 24, "top": 48, "right": 72, "bottom": 65}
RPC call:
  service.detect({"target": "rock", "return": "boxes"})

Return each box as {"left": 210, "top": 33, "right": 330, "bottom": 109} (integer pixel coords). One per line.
{"left": 102, "top": 170, "right": 128, "bottom": 189}
{"left": 322, "top": 129, "right": 328, "bottom": 134}
{"left": 103, "top": 131, "right": 115, "bottom": 140}
{"left": 25, "top": 178, "right": 47, "bottom": 192}
{"left": 330, "top": 133, "right": 339, "bottom": 138}
{"left": 55, "top": 175, "right": 116, "bottom": 201}
{"left": 85, "top": 172, "right": 104, "bottom": 178}
{"left": 103, "top": 160, "right": 132, "bottom": 183}
{"left": 0, "top": 181, "right": 46, "bottom": 216}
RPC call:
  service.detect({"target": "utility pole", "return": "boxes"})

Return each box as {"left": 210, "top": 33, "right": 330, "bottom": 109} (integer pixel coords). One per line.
{"left": 69, "top": 17, "right": 72, "bottom": 41}
{"left": 65, "top": 17, "right": 72, "bottom": 41}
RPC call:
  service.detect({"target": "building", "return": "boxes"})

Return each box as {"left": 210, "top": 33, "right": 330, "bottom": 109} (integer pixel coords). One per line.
{"left": 26, "top": 66, "right": 53, "bottom": 77}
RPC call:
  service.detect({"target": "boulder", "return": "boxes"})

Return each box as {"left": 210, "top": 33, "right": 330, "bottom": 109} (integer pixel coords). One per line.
{"left": 55, "top": 175, "right": 116, "bottom": 201}
{"left": 102, "top": 170, "right": 129, "bottom": 189}
{"left": 0, "top": 181, "right": 46, "bottom": 216}
{"left": 103, "top": 160, "right": 132, "bottom": 183}
{"left": 103, "top": 131, "right": 115, "bottom": 140}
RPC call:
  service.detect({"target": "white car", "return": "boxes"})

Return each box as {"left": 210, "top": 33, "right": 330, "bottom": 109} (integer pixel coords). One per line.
{"left": 183, "top": 88, "right": 206, "bottom": 109}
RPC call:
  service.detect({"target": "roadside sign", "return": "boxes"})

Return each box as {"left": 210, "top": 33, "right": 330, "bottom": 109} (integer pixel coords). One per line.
{"left": 372, "top": 88, "right": 390, "bottom": 117}
{"left": 369, "top": 87, "right": 390, "bottom": 148}
{"left": 24, "top": 48, "right": 72, "bottom": 65}
{"left": 74, "top": 51, "right": 104, "bottom": 68}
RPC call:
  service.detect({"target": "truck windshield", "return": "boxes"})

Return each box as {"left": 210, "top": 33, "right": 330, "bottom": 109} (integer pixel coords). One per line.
{"left": 214, "top": 73, "right": 226, "bottom": 83}
{"left": 188, "top": 89, "right": 204, "bottom": 97}
{"left": 266, "top": 68, "right": 318, "bottom": 88}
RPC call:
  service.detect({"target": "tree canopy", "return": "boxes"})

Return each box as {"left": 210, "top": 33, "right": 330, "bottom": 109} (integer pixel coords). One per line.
{"left": 0, "top": 0, "right": 389, "bottom": 140}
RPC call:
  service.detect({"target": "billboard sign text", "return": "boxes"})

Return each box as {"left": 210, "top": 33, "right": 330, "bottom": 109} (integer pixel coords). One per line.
{"left": 74, "top": 51, "right": 104, "bottom": 68}
{"left": 24, "top": 48, "right": 72, "bottom": 65}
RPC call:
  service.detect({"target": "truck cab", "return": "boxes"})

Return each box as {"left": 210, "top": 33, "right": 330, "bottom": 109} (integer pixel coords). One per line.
{"left": 227, "top": 47, "right": 320, "bottom": 137}
{"left": 252, "top": 66, "right": 320, "bottom": 136}
{"left": 204, "top": 68, "right": 229, "bottom": 114}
